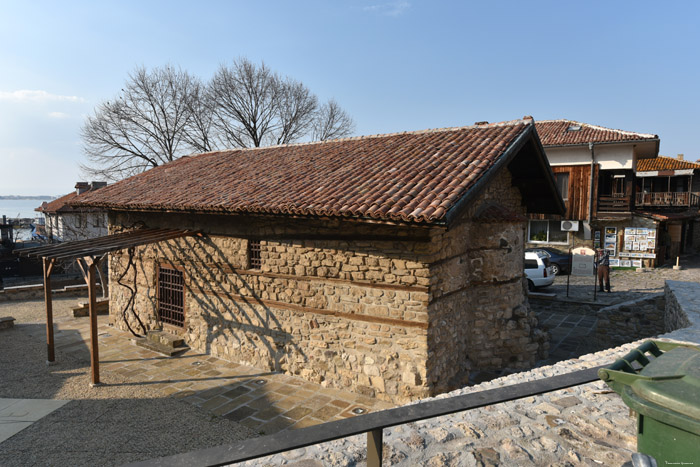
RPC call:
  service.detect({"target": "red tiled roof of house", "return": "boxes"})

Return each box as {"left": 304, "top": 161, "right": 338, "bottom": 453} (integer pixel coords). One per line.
{"left": 636, "top": 156, "right": 700, "bottom": 172}
{"left": 36, "top": 189, "right": 106, "bottom": 214}
{"left": 76, "top": 119, "right": 538, "bottom": 225}
{"left": 35, "top": 192, "right": 79, "bottom": 214}
{"left": 535, "top": 120, "right": 657, "bottom": 147}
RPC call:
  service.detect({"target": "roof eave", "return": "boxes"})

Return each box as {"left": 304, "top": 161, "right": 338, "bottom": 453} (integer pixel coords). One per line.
{"left": 443, "top": 124, "right": 559, "bottom": 225}
{"left": 543, "top": 137, "right": 660, "bottom": 149}
{"left": 99, "top": 205, "right": 446, "bottom": 229}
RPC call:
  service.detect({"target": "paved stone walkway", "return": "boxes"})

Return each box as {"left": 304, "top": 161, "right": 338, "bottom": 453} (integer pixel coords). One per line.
{"left": 533, "top": 252, "right": 700, "bottom": 366}
{"left": 537, "top": 311, "right": 598, "bottom": 364}
{"left": 33, "top": 314, "right": 393, "bottom": 436}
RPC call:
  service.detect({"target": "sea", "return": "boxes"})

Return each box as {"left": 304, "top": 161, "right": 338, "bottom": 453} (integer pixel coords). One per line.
{"left": 0, "top": 198, "right": 54, "bottom": 242}
{"left": 0, "top": 198, "right": 53, "bottom": 220}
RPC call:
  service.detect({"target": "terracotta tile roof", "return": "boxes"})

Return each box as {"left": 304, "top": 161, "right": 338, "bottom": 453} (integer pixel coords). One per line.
{"left": 36, "top": 190, "right": 105, "bottom": 214}
{"left": 636, "top": 156, "right": 700, "bottom": 172}
{"left": 36, "top": 192, "right": 79, "bottom": 214}
{"left": 535, "top": 120, "right": 658, "bottom": 147}
{"left": 76, "top": 119, "right": 537, "bottom": 225}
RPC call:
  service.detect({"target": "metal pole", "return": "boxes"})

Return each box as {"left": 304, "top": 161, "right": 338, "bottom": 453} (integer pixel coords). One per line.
{"left": 87, "top": 257, "right": 101, "bottom": 385}
{"left": 367, "top": 428, "right": 383, "bottom": 467}
{"left": 566, "top": 249, "right": 571, "bottom": 297}
{"left": 43, "top": 257, "right": 55, "bottom": 363}
{"left": 593, "top": 257, "right": 598, "bottom": 301}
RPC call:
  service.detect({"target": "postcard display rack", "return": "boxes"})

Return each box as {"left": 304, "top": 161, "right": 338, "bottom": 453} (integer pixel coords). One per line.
{"left": 613, "top": 227, "right": 657, "bottom": 268}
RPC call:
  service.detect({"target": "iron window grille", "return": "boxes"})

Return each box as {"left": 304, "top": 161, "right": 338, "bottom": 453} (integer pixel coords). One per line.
{"left": 158, "top": 265, "right": 185, "bottom": 327}
{"left": 248, "top": 239, "right": 262, "bottom": 269}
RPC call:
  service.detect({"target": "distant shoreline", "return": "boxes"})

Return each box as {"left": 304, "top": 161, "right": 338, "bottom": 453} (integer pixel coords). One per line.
{"left": 0, "top": 195, "right": 56, "bottom": 200}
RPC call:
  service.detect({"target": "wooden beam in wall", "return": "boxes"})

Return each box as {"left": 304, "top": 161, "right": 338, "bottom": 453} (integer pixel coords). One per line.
{"left": 201, "top": 289, "right": 429, "bottom": 330}
{"left": 208, "top": 265, "right": 429, "bottom": 294}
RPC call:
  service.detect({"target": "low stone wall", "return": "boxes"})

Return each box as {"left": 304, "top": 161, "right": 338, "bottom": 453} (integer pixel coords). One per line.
{"left": 593, "top": 293, "right": 666, "bottom": 348}
{"left": 664, "top": 280, "right": 692, "bottom": 332}
{"left": 0, "top": 283, "right": 89, "bottom": 302}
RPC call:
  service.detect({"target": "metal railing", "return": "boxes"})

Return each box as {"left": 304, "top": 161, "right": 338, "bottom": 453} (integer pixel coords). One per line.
{"left": 126, "top": 364, "right": 606, "bottom": 467}
{"left": 635, "top": 191, "right": 700, "bottom": 208}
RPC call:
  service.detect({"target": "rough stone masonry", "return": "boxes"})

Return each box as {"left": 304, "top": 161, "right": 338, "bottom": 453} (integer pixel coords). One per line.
{"left": 108, "top": 170, "right": 547, "bottom": 404}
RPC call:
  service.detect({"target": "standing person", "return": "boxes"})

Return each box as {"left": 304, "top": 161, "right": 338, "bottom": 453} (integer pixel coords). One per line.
{"left": 596, "top": 249, "right": 611, "bottom": 293}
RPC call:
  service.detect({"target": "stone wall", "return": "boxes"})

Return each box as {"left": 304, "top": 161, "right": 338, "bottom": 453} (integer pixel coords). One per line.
{"left": 109, "top": 224, "right": 433, "bottom": 403}
{"left": 593, "top": 293, "right": 666, "bottom": 348}
{"left": 108, "top": 168, "right": 541, "bottom": 403}
{"left": 426, "top": 169, "right": 548, "bottom": 392}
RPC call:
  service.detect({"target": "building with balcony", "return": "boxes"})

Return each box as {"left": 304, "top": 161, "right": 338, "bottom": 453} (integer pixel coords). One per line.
{"left": 527, "top": 119, "right": 700, "bottom": 267}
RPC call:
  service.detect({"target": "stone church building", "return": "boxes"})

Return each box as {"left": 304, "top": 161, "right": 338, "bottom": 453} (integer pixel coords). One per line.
{"left": 76, "top": 118, "right": 564, "bottom": 403}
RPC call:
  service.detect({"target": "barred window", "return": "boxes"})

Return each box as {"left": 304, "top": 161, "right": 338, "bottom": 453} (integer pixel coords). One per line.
{"left": 158, "top": 265, "right": 185, "bottom": 327}
{"left": 248, "top": 239, "right": 261, "bottom": 269}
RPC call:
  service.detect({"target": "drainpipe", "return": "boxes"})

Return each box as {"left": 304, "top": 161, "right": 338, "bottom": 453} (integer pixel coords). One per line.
{"left": 588, "top": 143, "right": 596, "bottom": 223}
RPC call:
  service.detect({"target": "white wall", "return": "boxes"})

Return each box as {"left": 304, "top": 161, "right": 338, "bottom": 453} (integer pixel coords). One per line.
{"left": 545, "top": 144, "right": 636, "bottom": 170}
{"left": 43, "top": 211, "right": 107, "bottom": 242}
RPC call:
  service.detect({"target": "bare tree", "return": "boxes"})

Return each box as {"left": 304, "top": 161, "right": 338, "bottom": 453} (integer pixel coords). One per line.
{"left": 82, "top": 60, "right": 355, "bottom": 180}
{"left": 81, "top": 66, "right": 204, "bottom": 181}
{"left": 275, "top": 78, "right": 318, "bottom": 145}
{"left": 182, "top": 82, "right": 217, "bottom": 153}
{"left": 209, "top": 59, "right": 281, "bottom": 148}
{"left": 313, "top": 99, "right": 355, "bottom": 141}
{"left": 210, "top": 58, "right": 354, "bottom": 147}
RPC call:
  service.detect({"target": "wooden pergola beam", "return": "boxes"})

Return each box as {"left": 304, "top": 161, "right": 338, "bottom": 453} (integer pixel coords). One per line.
{"left": 85, "top": 256, "right": 101, "bottom": 385}
{"left": 43, "top": 257, "right": 55, "bottom": 363}
{"left": 20, "top": 229, "right": 192, "bottom": 260}
{"left": 23, "top": 228, "right": 198, "bottom": 388}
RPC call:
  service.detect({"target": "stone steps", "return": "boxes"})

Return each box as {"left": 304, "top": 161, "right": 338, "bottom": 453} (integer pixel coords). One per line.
{"left": 72, "top": 300, "right": 110, "bottom": 317}
{"left": 135, "top": 330, "right": 188, "bottom": 356}
{"left": 0, "top": 317, "right": 15, "bottom": 330}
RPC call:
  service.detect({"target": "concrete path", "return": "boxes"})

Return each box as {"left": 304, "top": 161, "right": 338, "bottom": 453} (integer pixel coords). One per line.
{"left": 0, "top": 398, "right": 68, "bottom": 443}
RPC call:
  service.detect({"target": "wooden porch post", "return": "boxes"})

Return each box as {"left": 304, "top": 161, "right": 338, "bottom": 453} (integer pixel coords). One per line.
{"left": 87, "top": 257, "right": 101, "bottom": 385}
{"left": 43, "top": 257, "right": 55, "bottom": 364}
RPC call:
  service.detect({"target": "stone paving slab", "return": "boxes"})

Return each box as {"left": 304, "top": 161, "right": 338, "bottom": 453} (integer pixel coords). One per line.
{"left": 533, "top": 253, "right": 700, "bottom": 366}
{"left": 0, "top": 398, "right": 69, "bottom": 443}
{"left": 45, "top": 314, "right": 393, "bottom": 436}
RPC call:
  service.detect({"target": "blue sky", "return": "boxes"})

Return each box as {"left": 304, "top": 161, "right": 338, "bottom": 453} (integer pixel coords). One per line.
{"left": 1, "top": 0, "right": 699, "bottom": 195}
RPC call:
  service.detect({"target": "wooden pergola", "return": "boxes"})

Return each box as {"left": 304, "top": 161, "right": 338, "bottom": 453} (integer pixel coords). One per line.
{"left": 16, "top": 228, "right": 197, "bottom": 385}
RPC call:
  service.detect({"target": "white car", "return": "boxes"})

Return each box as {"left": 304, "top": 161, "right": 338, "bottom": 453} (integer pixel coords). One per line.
{"left": 524, "top": 250, "right": 555, "bottom": 291}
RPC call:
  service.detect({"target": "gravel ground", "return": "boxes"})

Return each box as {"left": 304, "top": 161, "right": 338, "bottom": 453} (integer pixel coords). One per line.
{"left": 0, "top": 296, "right": 77, "bottom": 325}
{"left": 0, "top": 297, "right": 257, "bottom": 467}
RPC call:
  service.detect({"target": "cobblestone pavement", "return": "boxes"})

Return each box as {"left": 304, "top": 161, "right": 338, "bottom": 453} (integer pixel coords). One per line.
{"left": 534, "top": 252, "right": 700, "bottom": 365}
{"left": 7, "top": 306, "right": 392, "bottom": 437}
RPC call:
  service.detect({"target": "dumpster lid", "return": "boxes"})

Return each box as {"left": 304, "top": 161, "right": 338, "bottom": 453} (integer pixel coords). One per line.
{"left": 629, "top": 346, "right": 700, "bottom": 420}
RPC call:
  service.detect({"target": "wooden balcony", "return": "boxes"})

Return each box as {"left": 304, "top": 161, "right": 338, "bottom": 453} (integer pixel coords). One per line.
{"left": 635, "top": 192, "right": 700, "bottom": 208}
{"left": 598, "top": 195, "right": 631, "bottom": 212}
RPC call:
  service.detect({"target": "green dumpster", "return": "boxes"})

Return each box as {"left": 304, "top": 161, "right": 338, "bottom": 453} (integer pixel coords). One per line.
{"left": 598, "top": 340, "right": 700, "bottom": 464}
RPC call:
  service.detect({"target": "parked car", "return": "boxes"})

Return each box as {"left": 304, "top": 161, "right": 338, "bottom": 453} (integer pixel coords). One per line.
{"left": 525, "top": 247, "right": 570, "bottom": 275}
{"left": 524, "top": 250, "right": 555, "bottom": 291}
